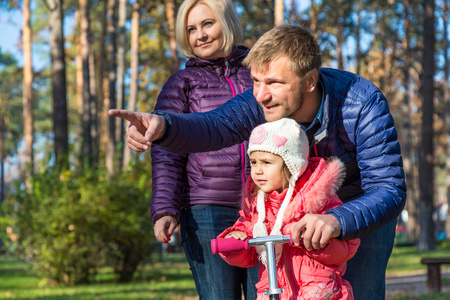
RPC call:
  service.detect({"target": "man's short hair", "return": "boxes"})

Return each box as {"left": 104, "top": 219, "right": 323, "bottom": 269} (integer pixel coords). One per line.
{"left": 176, "top": 0, "right": 243, "bottom": 59}
{"left": 243, "top": 25, "right": 322, "bottom": 78}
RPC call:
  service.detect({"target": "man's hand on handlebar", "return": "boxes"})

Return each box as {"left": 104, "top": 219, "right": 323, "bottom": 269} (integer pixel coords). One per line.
{"left": 290, "top": 214, "right": 341, "bottom": 251}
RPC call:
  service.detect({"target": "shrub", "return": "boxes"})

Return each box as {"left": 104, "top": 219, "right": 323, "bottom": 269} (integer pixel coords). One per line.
{"left": 2, "top": 163, "right": 155, "bottom": 285}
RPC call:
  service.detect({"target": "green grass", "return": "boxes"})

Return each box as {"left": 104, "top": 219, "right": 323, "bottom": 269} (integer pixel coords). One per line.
{"left": 0, "top": 253, "right": 197, "bottom": 299}
{"left": 387, "top": 241, "right": 450, "bottom": 275}
{"left": 386, "top": 241, "right": 450, "bottom": 300}
{"left": 2, "top": 242, "right": 450, "bottom": 300}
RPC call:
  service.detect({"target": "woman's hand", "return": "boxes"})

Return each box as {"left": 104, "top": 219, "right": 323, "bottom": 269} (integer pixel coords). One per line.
{"left": 154, "top": 215, "right": 178, "bottom": 243}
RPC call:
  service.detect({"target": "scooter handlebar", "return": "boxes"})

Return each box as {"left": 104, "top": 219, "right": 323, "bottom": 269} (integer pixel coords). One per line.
{"left": 211, "top": 234, "right": 293, "bottom": 255}
{"left": 211, "top": 238, "right": 249, "bottom": 254}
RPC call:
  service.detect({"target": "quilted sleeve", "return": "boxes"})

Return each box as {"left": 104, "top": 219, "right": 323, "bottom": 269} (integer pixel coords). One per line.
{"left": 326, "top": 92, "right": 407, "bottom": 239}
{"left": 154, "top": 89, "right": 265, "bottom": 153}
{"left": 150, "top": 74, "right": 190, "bottom": 224}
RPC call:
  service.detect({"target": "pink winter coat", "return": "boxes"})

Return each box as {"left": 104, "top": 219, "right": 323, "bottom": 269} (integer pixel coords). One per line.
{"left": 217, "top": 157, "right": 360, "bottom": 300}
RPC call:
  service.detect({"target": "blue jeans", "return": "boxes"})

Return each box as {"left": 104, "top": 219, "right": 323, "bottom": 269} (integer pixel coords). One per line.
{"left": 343, "top": 219, "right": 397, "bottom": 300}
{"left": 180, "top": 205, "right": 259, "bottom": 300}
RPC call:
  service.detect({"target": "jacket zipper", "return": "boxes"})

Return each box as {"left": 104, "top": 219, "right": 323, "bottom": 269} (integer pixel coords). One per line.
{"left": 224, "top": 60, "right": 237, "bottom": 97}
{"left": 224, "top": 59, "right": 246, "bottom": 186}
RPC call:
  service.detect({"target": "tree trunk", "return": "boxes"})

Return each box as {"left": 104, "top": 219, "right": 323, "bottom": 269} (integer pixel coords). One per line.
{"left": 116, "top": 0, "right": 127, "bottom": 166}
{"left": 335, "top": 29, "right": 344, "bottom": 70}
{"left": 274, "top": 0, "right": 284, "bottom": 26}
{"left": 0, "top": 94, "right": 5, "bottom": 204}
{"left": 46, "top": 0, "right": 69, "bottom": 170}
{"left": 401, "top": 0, "right": 419, "bottom": 242}
{"left": 334, "top": 1, "right": 344, "bottom": 70}
{"left": 417, "top": 0, "right": 436, "bottom": 252}
{"left": 106, "top": 0, "right": 118, "bottom": 175}
{"left": 98, "top": 0, "right": 108, "bottom": 157}
{"left": 76, "top": 42, "right": 83, "bottom": 114}
{"left": 123, "top": 1, "right": 141, "bottom": 169}
{"left": 89, "top": 42, "right": 99, "bottom": 165}
{"left": 443, "top": 0, "right": 450, "bottom": 238}
{"left": 166, "top": 0, "right": 179, "bottom": 74}
{"left": 356, "top": 0, "right": 362, "bottom": 75}
{"left": 23, "top": 0, "right": 34, "bottom": 189}
{"left": 309, "top": 0, "right": 316, "bottom": 37}
{"left": 76, "top": 36, "right": 85, "bottom": 165}
{"left": 80, "top": 0, "right": 93, "bottom": 166}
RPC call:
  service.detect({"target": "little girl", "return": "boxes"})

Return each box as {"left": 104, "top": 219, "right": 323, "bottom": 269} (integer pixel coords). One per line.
{"left": 217, "top": 118, "right": 360, "bottom": 300}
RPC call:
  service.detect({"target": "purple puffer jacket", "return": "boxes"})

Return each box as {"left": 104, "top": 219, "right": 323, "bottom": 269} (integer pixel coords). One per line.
{"left": 150, "top": 45, "right": 253, "bottom": 224}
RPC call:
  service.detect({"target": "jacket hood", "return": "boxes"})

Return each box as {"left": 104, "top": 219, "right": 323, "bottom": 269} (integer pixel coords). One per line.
{"left": 282, "top": 157, "right": 345, "bottom": 223}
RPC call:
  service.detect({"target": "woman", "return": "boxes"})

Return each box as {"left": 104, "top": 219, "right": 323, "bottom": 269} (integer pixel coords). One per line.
{"left": 150, "top": 0, "right": 258, "bottom": 299}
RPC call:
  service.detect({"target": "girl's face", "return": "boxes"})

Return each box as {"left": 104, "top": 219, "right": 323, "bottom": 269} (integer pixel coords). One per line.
{"left": 250, "top": 151, "right": 289, "bottom": 194}
{"left": 186, "top": 3, "right": 225, "bottom": 60}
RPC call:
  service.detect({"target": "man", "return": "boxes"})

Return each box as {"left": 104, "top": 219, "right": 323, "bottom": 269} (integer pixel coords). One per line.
{"left": 110, "top": 25, "right": 406, "bottom": 299}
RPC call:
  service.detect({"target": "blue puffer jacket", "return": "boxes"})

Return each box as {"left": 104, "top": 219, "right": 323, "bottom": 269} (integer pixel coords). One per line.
{"left": 150, "top": 45, "right": 253, "bottom": 224}
{"left": 155, "top": 68, "right": 407, "bottom": 239}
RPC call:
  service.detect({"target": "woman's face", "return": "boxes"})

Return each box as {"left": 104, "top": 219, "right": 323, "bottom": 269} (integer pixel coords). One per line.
{"left": 186, "top": 3, "right": 225, "bottom": 60}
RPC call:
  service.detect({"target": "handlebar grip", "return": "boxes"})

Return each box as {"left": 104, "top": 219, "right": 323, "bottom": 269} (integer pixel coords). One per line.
{"left": 211, "top": 238, "right": 249, "bottom": 254}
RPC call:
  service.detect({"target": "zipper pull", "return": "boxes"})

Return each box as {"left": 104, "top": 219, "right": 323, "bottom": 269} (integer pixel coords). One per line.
{"left": 224, "top": 60, "right": 229, "bottom": 77}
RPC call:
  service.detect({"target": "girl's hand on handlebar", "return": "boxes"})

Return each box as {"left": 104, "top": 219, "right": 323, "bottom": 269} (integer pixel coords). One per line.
{"left": 225, "top": 231, "right": 247, "bottom": 240}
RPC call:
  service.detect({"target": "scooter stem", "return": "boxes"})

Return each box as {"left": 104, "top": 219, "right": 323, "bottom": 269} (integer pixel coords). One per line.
{"left": 264, "top": 241, "right": 284, "bottom": 298}
{"left": 211, "top": 234, "right": 292, "bottom": 299}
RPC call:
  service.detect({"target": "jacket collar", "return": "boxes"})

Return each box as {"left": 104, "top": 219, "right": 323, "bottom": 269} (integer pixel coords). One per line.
{"left": 282, "top": 157, "right": 345, "bottom": 223}
{"left": 311, "top": 69, "right": 333, "bottom": 145}
{"left": 185, "top": 45, "right": 250, "bottom": 69}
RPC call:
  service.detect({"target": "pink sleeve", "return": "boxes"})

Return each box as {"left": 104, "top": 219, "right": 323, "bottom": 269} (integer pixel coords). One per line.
{"left": 307, "top": 194, "right": 360, "bottom": 265}
{"left": 218, "top": 245, "right": 259, "bottom": 268}
{"left": 305, "top": 238, "right": 360, "bottom": 265}
{"left": 216, "top": 201, "right": 260, "bottom": 268}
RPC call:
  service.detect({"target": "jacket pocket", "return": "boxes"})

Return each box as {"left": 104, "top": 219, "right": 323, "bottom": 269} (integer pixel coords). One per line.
{"left": 298, "top": 265, "right": 342, "bottom": 300}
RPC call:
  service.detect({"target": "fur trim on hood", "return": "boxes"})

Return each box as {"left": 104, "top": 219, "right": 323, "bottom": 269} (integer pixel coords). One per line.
{"left": 282, "top": 157, "right": 346, "bottom": 223}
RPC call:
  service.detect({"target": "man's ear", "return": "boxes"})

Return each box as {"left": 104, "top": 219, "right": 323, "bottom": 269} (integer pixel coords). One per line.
{"left": 303, "top": 69, "right": 319, "bottom": 93}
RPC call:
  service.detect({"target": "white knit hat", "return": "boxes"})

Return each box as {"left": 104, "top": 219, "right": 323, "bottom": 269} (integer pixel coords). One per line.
{"left": 248, "top": 118, "right": 309, "bottom": 181}
{"left": 248, "top": 118, "right": 309, "bottom": 265}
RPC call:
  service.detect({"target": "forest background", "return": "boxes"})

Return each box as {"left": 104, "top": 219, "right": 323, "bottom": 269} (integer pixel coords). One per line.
{"left": 0, "top": 0, "right": 449, "bottom": 287}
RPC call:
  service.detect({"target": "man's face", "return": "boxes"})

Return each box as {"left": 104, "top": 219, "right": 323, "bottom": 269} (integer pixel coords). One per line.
{"left": 251, "top": 56, "right": 304, "bottom": 122}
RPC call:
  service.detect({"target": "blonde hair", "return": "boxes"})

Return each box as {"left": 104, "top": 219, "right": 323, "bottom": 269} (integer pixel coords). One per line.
{"left": 243, "top": 25, "right": 322, "bottom": 78}
{"left": 281, "top": 164, "right": 291, "bottom": 192}
{"left": 176, "top": 0, "right": 243, "bottom": 59}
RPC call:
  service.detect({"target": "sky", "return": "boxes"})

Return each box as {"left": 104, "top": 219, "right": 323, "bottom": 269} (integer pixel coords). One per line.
{"left": 0, "top": 7, "right": 62, "bottom": 71}
{"left": 0, "top": 10, "right": 23, "bottom": 61}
